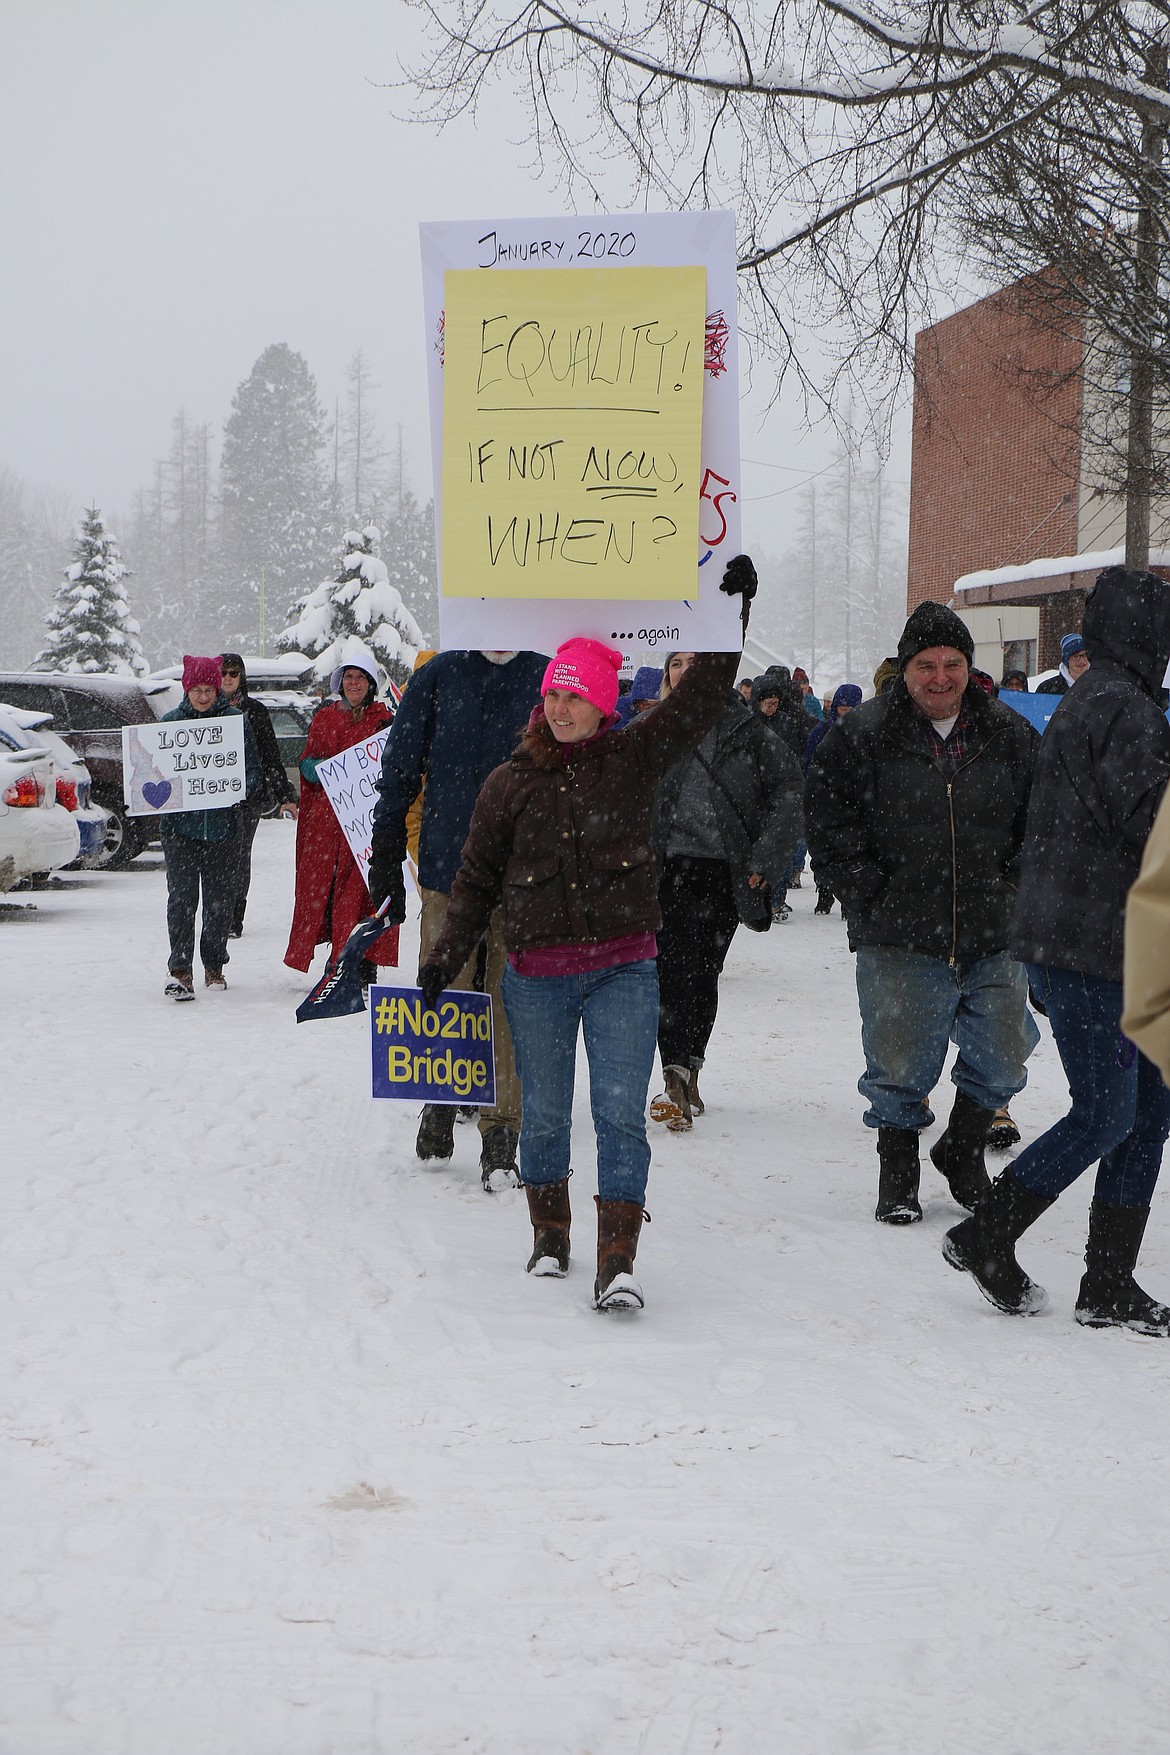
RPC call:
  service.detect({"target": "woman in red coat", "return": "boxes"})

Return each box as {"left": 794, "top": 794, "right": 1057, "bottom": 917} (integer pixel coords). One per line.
{"left": 284, "top": 646, "right": 400, "bottom": 975}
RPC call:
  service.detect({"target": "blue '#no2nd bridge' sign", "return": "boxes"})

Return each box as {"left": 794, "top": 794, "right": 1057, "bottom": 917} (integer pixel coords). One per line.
{"left": 369, "top": 986, "right": 496, "bottom": 1106}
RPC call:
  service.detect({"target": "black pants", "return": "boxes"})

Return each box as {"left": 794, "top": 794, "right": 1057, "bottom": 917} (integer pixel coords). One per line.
{"left": 164, "top": 832, "right": 238, "bottom": 976}
{"left": 656, "top": 856, "right": 739, "bottom": 1069}
{"left": 231, "top": 802, "right": 263, "bottom": 933}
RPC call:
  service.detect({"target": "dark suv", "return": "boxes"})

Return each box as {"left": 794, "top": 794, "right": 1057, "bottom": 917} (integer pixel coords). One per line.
{"left": 0, "top": 673, "right": 173, "bottom": 867}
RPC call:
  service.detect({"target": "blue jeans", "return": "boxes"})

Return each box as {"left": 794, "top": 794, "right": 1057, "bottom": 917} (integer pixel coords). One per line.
{"left": 781, "top": 838, "right": 807, "bottom": 889}
{"left": 855, "top": 946, "right": 1039, "bottom": 1130}
{"left": 502, "top": 960, "right": 659, "bottom": 1205}
{"left": 1011, "top": 965, "right": 1170, "bottom": 1209}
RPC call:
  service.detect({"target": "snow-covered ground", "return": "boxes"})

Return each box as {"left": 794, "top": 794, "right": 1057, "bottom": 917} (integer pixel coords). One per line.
{"left": 3, "top": 830, "right": 1168, "bottom": 1755}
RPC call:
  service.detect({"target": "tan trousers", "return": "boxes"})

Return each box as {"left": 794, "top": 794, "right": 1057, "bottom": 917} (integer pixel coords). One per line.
{"left": 419, "top": 887, "right": 521, "bottom": 1134}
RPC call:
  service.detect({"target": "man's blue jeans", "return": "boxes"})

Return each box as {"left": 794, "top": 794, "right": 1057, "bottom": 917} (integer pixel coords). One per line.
{"left": 501, "top": 959, "right": 659, "bottom": 1205}
{"left": 855, "top": 945, "right": 1039, "bottom": 1131}
{"left": 1011, "top": 965, "right": 1170, "bottom": 1209}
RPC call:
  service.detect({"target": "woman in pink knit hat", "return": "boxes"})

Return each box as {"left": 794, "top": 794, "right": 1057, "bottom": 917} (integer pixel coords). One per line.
{"left": 421, "top": 557, "right": 757, "bottom": 1311}
{"left": 159, "top": 656, "right": 262, "bottom": 999}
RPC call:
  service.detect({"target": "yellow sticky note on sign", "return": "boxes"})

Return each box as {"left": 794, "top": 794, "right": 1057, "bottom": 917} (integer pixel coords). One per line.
{"left": 441, "top": 265, "right": 706, "bottom": 600}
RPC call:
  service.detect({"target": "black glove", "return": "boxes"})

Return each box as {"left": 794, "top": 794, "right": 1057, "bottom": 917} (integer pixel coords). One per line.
{"left": 367, "top": 853, "right": 406, "bottom": 925}
{"left": 719, "top": 553, "right": 757, "bottom": 631}
{"left": 719, "top": 553, "right": 758, "bottom": 603}
{"left": 419, "top": 964, "right": 447, "bottom": 1012}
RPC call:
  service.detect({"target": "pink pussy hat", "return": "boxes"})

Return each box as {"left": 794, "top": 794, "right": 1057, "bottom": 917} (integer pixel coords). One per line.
{"left": 182, "top": 654, "right": 223, "bottom": 691}
{"left": 542, "top": 638, "right": 623, "bottom": 718}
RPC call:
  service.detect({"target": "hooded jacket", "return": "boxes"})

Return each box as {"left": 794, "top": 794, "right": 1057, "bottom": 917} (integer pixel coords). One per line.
{"left": 804, "top": 677, "right": 1038, "bottom": 962}
{"left": 652, "top": 693, "right": 803, "bottom": 930}
{"left": 752, "top": 676, "right": 807, "bottom": 761}
{"left": 804, "top": 684, "right": 863, "bottom": 771}
{"left": 284, "top": 691, "right": 397, "bottom": 972}
{"left": 1012, "top": 566, "right": 1170, "bottom": 982}
{"left": 220, "top": 653, "right": 295, "bottom": 811}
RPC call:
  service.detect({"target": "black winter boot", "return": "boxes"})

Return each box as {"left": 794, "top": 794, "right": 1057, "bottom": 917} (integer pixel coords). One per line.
{"left": 1075, "top": 1199, "right": 1170, "bottom": 1335}
{"left": 594, "top": 1197, "right": 647, "bottom": 1310}
{"left": 480, "top": 1124, "right": 520, "bottom": 1191}
{"left": 525, "top": 1178, "right": 571, "bottom": 1276}
{"left": 875, "top": 1127, "right": 922, "bottom": 1224}
{"left": 943, "top": 1169, "right": 1053, "bottom": 1315}
{"left": 415, "top": 1104, "right": 456, "bottom": 1162}
{"left": 929, "top": 1089, "right": 995, "bottom": 1212}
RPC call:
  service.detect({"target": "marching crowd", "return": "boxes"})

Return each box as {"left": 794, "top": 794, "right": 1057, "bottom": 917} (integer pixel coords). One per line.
{"left": 157, "top": 556, "right": 1170, "bottom": 1328}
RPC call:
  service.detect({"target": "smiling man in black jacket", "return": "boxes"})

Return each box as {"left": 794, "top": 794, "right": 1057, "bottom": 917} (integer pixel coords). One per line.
{"left": 805, "top": 601, "right": 1040, "bottom": 1225}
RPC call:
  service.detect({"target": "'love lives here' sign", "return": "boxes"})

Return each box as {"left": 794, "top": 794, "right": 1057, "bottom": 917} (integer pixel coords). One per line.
{"left": 369, "top": 986, "right": 496, "bottom": 1106}
{"left": 122, "top": 715, "right": 247, "bottom": 816}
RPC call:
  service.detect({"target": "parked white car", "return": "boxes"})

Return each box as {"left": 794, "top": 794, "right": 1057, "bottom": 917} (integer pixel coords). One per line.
{"left": 0, "top": 718, "right": 79, "bottom": 892}
{"left": 0, "top": 703, "right": 110, "bottom": 866}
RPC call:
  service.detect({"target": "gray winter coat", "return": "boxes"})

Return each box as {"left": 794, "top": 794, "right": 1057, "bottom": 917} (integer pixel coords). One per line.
{"left": 653, "top": 694, "right": 803, "bottom": 930}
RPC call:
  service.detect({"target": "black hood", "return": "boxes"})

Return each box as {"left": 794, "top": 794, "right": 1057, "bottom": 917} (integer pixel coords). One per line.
{"left": 1083, "top": 566, "right": 1170, "bottom": 695}
{"left": 219, "top": 652, "right": 250, "bottom": 699}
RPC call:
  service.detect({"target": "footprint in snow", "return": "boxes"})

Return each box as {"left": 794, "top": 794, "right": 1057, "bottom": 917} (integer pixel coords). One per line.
{"left": 325, "top": 1482, "right": 410, "bottom": 1512}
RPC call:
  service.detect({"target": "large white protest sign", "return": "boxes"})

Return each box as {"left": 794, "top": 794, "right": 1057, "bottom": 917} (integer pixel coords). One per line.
{"left": 420, "top": 211, "right": 742, "bottom": 662}
{"left": 316, "top": 728, "right": 390, "bottom": 880}
{"left": 123, "top": 716, "right": 247, "bottom": 817}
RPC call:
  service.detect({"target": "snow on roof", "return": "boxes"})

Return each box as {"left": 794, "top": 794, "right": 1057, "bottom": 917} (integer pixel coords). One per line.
{"left": 954, "top": 547, "right": 1170, "bottom": 592}
{"left": 148, "top": 654, "right": 314, "bottom": 683}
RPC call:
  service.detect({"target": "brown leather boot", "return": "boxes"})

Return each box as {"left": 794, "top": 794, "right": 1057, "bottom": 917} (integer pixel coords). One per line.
{"left": 649, "top": 1064, "right": 692, "bottom": 1132}
{"left": 524, "top": 1178, "right": 571, "bottom": 1276}
{"left": 593, "top": 1196, "right": 647, "bottom": 1310}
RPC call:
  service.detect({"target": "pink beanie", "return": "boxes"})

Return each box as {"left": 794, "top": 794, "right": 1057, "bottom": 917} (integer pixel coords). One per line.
{"left": 541, "top": 638, "right": 623, "bottom": 717}
{"left": 182, "top": 654, "right": 223, "bottom": 692}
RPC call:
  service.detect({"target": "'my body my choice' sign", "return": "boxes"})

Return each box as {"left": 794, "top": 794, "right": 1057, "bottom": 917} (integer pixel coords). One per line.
{"left": 316, "top": 728, "right": 390, "bottom": 881}
{"left": 370, "top": 986, "right": 496, "bottom": 1106}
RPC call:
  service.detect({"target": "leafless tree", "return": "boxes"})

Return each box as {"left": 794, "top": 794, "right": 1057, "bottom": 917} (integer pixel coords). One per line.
{"left": 404, "top": 0, "right": 1170, "bottom": 556}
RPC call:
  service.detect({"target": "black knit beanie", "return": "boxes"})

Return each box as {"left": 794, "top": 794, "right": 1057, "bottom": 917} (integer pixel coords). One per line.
{"left": 897, "top": 602, "right": 974, "bottom": 669}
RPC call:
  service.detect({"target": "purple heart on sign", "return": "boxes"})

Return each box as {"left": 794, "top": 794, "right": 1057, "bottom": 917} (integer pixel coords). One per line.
{"left": 142, "top": 780, "right": 173, "bottom": 810}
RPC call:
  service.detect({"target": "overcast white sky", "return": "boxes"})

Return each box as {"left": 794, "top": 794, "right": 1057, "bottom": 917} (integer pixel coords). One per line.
{"left": 0, "top": 0, "right": 907, "bottom": 557}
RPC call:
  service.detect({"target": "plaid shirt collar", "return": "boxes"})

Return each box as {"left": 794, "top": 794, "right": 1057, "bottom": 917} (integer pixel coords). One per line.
{"left": 918, "top": 699, "right": 976, "bottom": 774}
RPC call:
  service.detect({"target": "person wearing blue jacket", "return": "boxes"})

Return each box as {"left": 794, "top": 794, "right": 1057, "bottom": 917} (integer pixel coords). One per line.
{"left": 160, "top": 654, "right": 262, "bottom": 1000}
{"left": 367, "top": 648, "right": 548, "bottom": 1183}
{"left": 613, "top": 665, "right": 663, "bottom": 727}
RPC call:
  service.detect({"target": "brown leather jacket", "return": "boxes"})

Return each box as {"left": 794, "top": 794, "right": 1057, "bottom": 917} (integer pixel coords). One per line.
{"left": 427, "top": 650, "right": 738, "bottom": 977}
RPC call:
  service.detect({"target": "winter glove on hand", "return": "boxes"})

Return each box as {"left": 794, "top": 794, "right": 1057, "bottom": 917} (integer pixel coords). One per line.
{"left": 719, "top": 553, "right": 758, "bottom": 632}
{"left": 299, "top": 755, "right": 322, "bottom": 785}
{"left": 419, "top": 965, "right": 447, "bottom": 1013}
{"left": 366, "top": 855, "right": 407, "bottom": 925}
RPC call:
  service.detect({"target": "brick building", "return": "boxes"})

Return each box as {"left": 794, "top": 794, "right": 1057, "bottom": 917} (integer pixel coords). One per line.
{"left": 906, "top": 275, "right": 1169, "bottom": 676}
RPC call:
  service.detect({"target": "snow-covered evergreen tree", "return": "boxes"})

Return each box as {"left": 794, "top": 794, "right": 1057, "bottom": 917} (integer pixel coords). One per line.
{"left": 34, "top": 506, "right": 147, "bottom": 676}
{"left": 278, "top": 526, "right": 424, "bottom": 688}
{"left": 380, "top": 490, "right": 438, "bottom": 645}
{"left": 219, "top": 343, "right": 332, "bottom": 648}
